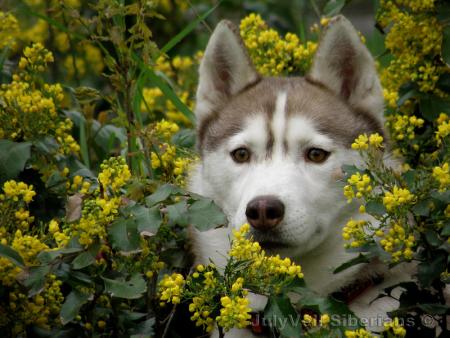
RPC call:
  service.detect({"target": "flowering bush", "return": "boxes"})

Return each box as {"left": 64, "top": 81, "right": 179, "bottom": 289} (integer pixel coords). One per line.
{"left": 0, "top": 0, "right": 449, "bottom": 337}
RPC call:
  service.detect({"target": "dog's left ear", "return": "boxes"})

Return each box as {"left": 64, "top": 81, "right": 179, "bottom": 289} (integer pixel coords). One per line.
{"left": 195, "top": 20, "right": 260, "bottom": 123}
{"left": 308, "top": 16, "right": 384, "bottom": 122}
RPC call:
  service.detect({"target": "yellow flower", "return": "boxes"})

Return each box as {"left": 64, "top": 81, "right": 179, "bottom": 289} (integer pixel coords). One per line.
{"left": 382, "top": 186, "right": 415, "bottom": 211}
{"left": 432, "top": 163, "right": 449, "bottom": 191}
{"left": 158, "top": 273, "right": 185, "bottom": 304}
{"left": 351, "top": 134, "right": 369, "bottom": 150}
{"left": 215, "top": 295, "right": 251, "bottom": 331}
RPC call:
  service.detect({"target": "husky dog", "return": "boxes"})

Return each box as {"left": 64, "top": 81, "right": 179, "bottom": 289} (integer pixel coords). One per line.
{"left": 189, "top": 16, "right": 412, "bottom": 337}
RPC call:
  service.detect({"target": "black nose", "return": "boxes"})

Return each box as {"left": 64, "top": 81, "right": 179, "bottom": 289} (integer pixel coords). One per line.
{"left": 245, "top": 195, "right": 285, "bottom": 230}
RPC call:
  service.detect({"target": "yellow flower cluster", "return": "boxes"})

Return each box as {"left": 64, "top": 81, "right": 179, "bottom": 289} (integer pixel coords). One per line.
{"left": 71, "top": 157, "right": 130, "bottom": 247}
{"left": 159, "top": 273, "right": 185, "bottom": 305}
{"left": 215, "top": 295, "right": 252, "bottom": 331}
{"left": 240, "top": 13, "right": 317, "bottom": 76}
{"left": 19, "top": 42, "right": 54, "bottom": 73}
{"left": 344, "top": 173, "right": 372, "bottom": 203}
{"left": 230, "top": 223, "right": 304, "bottom": 280}
{"left": 345, "top": 328, "right": 376, "bottom": 338}
{"left": 379, "top": 222, "right": 415, "bottom": 262}
{"left": 342, "top": 219, "right": 370, "bottom": 248}
{"left": 0, "top": 11, "right": 19, "bottom": 49}
{"left": 188, "top": 295, "right": 215, "bottom": 332}
{"left": 386, "top": 115, "right": 424, "bottom": 141}
{"left": 383, "top": 317, "right": 407, "bottom": 337}
{"left": 98, "top": 156, "right": 131, "bottom": 192}
{"left": 432, "top": 163, "right": 449, "bottom": 192}
{"left": 1, "top": 180, "right": 36, "bottom": 203}
{"left": 154, "top": 119, "right": 180, "bottom": 141}
{"left": 378, "top": 1, "right": 444, "bottom": 94}
{"left": 351, "top": 133, "right": 385, "bottom": 151}
{"left": 382, "top": 186, "right": 415, "bottom": 211}
{"left": 436, "top": 113, "right": 450, "bottom": 146}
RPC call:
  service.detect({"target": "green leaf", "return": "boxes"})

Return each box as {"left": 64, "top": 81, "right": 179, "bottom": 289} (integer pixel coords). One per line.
{"left": 341, "top": 165, "right": 361, "bottom": 176}
{"left": 129, "top": 318, "right": 155, "bottom": 337}
{"left": 145, "top": 184, "right": 184, "bottom": 206}
{"left": 79, "top": 117, "right": 90, "bottom": 168}
{"left": 0, "top": 140, "right": 32, "bottom": 182}
{"left": 418, "top": 254, "right": 446, "bottom": 287}
{"left": 136, "top": 205, "right": 162, "bottom": 235}
{"left": 0, "top": 243, "right": 25, "bottom": 268}
{"left": 441, "top": 222, "right": 450, "bottom": 237}
{"left": 60, "top": 290, "right": 90, "bottom": 325}
{"left": 37, "top": 247, "right": 83, "bottom": 264}
{"left": 72, "top": 251, "right": 96, "bottom": 270}
{"left": 424, "top": 230, "right": 442, "bottom": 247}
{"left": 420, "top": 95, "right": 450, "bottom": 121}
{"left": 365, "top": 200, "right": 387, "bottom": 216}
{"left": 132, "top": 54, "right": 195, "bottom": 123}
{"left": 418, "top": 303, "right": 449, "bottom": 315}
{"left": 167, "top": 200, "right": 189, "bottom": 226}
{"left": 323, "top": 0, "right": 346, "bottom": 16}
{"left": 103, "top": 274, "right": 147, "bottom": 299}
{"left": 412, "top": 199, "right": 431, "bottom": 217}
{"left": 333, "top": 253, "right": 371, "bottom": 274}
{"left": 20, "top": 265, "right": 51, "bottom": 296}
{"left": 431, "top": 190, "right": 450, "bottom": 203}
{"left": 159, "top": 2, "right": 221, "bottom": 56}
{"left": 443, "top": 25, "right": 450, "bottom": 66}
{"left": 109, "top": 218, "right": 140, "bottom": 252}
{"left": 172, "top": 129, "right": 196, "bottom": 148}
{"left": 264, "top": 294, "right": 301, "bottom": 338}
{"left": 187, "top": 199, "right": 226, "bottom": 230}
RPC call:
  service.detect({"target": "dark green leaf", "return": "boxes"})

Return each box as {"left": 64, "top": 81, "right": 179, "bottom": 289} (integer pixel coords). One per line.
{"left": 323, "top": 0, "right": 346, "bottom": 16}
{"left": 187, "top": 199, "right": 226, "bottom": 230}
{"left": 264, "top": 294, "right": 301, "bottom": 337}
{"left": 60, "top": 290, "right": 90, "bottom": 325}
{"left": 431, "top": 190, "right": 450, "bottom": 203}
{"left": 145, "top": 184, "right": 184, "bottom": 206}
{"left": 418, "top": 304, "right": 449, "bottom": 315}
{"left": 136, "top": 205, "right": 162, "bottom": 235}
{"left": 167, "top": 200, "right": 189, "bottom": 226}
{"left": 0, "top": 140, "right": 31, "bottom": 182}
{"left": 172, "top": 129, "right": 196, "bottom": 148}
{"left": 129, "top": 318, "right": 155, "bottom": 337}
{"left": 109, "top": 218, "right": 140, "bottom": 252}
{"left": 424, "top": 230, "right": 442, "bottom": 247}
{"left": 437, "top": 73, "right": 450, "bottom": 91}
{"left": 441, "top": 222, "right": 450, "bottom": 237}
{"left": 0, "top": 243, "right": 25, "bottom": 268}
{"left": 397, "top": 82, "right": 419, "bottom": 106}
{"left": 37, "top": 247, "right": 83, "bottom": 264}
{"left": 418, "top": 254, "right": 446, "bottom": 287}
{"left": 443, "top": 25, "right": 450, "bottom": 66}
{"left": 103, "top": 274, "right": 147, "bottom": 299}
{"left": 365, "top": 200, "right": 387, "bottom": 216}
{"left": 72, "top": 251, "right": 96, "bottom": 270}
{"left": 333, "top": 253, "right": 371, "bottom": 274}
{"left": 20, "top": 265, "right": 51, "bottom": 296}
{"left": 420, "top": 95, "right": 450, "bottom": 121}
{"left": 412, "top": 200, "right": 431, "bottom": 217}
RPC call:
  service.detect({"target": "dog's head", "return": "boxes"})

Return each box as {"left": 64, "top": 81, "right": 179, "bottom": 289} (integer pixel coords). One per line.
{"left": 192, "top": 16, "right": 385, "bottom": 257}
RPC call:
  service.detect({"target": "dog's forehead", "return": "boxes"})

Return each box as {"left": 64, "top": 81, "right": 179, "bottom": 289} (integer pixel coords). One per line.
{"left": 197, "top": 77, "right": 383, "bottom": 152}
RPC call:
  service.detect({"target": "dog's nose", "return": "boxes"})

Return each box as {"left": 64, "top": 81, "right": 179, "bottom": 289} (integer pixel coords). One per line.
{"left": 245, "top": 195, "right": 285, "bottom": 230}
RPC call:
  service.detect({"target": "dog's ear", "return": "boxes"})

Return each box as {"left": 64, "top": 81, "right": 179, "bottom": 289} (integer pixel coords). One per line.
{"left": 196, "top": 20, "right": 260, "bottom": 123}
{"left": 308, "top": 16, "right": 384, "bottom": 122}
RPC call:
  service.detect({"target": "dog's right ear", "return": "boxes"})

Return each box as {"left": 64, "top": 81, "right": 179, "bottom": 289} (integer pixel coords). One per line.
{"left": 195, "top": 20, "right": 260, "bottom": 123}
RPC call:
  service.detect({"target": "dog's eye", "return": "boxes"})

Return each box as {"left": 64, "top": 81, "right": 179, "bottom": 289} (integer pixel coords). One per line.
{"left": 306, "top": 148, "right": 330, "bottom": 163}
{"left": 231, "top": 147, "right": 251, "bottom": 163}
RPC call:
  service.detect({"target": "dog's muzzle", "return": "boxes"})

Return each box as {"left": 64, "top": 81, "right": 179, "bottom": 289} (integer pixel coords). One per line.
{"left": 245, "top": 195, "right": 285, "bottom": 231}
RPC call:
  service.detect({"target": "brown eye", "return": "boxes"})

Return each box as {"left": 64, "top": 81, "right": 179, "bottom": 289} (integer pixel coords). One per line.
{"left": 306, "top": 148, "right": 330, "bottom": 163}
{"left": 231, "top": 147, "right": 251, "bottom": 163}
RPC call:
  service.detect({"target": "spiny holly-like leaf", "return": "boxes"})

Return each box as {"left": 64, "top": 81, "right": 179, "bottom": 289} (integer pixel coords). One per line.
{"left": 103, "top": 274, "right": 147, "bottom": 299}
{"left": 0, "top": 243, "right": 25, "bottom": 268}
{"left": 60, "top": 290, "right": 91, "bottom": 325}
{"left": 0, "top": 140, "right": 31, "bottom": 182}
